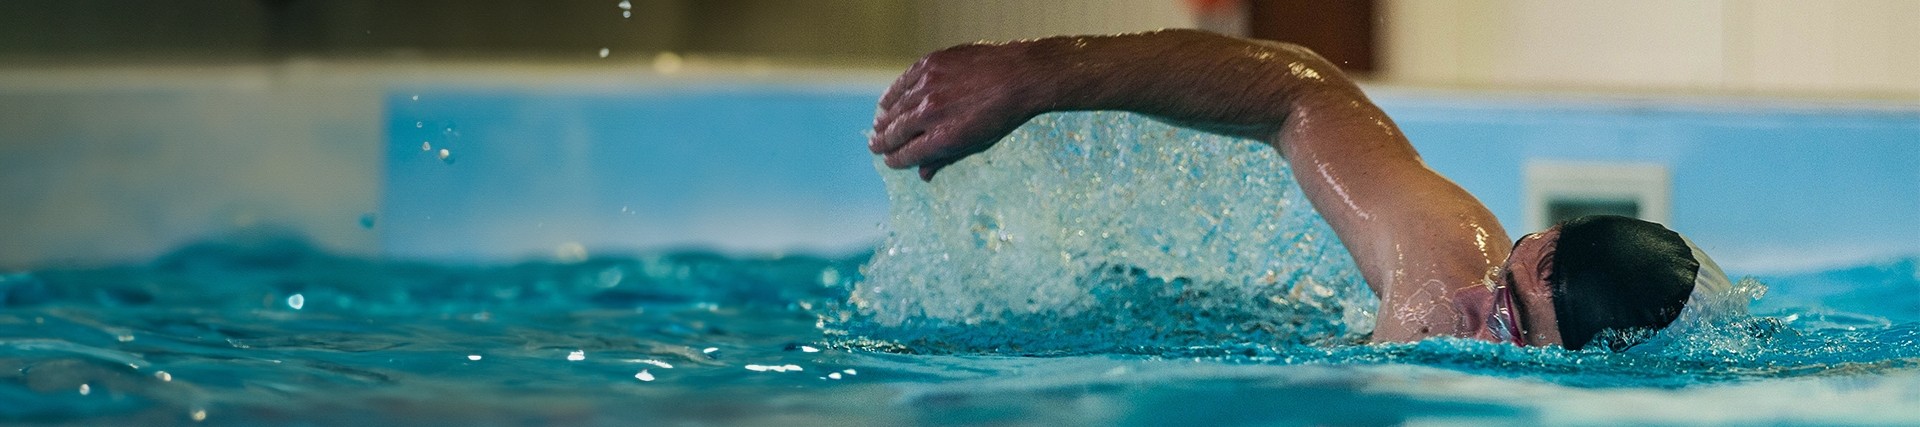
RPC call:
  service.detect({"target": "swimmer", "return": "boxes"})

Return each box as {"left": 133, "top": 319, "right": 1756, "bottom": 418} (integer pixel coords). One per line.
{"left": 869, "top": 29, "right": 1729, "bottom": 350}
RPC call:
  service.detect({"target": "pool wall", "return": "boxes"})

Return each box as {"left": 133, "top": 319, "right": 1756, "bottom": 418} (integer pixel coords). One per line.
{"left": 382, "top": 82, "right": 890, "bottom": 261}
{"left": 380, "top": 80, "right": 1919, "bottom": 275}
{"left": 1385, "top": 93, "right": 1920, "bottom": 273}
{"left": 0, "top": 64, "right": 386, "bottom": 269}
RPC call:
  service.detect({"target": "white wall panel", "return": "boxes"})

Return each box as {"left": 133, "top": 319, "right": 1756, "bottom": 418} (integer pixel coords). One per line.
{"left": 1495, "top": 0, "right": 1726, "bottom": 89}
{"left": 1383, "top": 0, "right": 1920, "bottom": 98}
{"left": 1380, "top": 0, "right": 1507, "bottom": 86}
{"left": 1736, "top": 0, "right": 1920, "bottom": 96}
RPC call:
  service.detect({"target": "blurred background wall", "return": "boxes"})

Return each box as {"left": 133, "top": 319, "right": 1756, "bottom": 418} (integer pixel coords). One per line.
{"left": 1384, "top": 0, "right": 1920, "bottom": 98}
{"left": 1, "top": 0, "right": 1915, "bottom": 270}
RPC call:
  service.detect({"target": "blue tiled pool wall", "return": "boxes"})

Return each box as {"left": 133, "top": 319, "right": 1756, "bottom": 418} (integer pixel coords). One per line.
{"left": 383, "top": 84, "right": 891, "bottom": 261}
{"left": 383, "top": 85, "right": 1919, "bottom": 275}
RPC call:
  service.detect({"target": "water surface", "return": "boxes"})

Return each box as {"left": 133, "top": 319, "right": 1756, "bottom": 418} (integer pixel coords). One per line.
{"left": 6, "top": 113, "right": 1918, "bottom": 425}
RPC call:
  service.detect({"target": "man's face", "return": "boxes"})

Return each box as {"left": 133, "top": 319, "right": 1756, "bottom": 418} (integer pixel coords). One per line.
{"left": 1500, "top": 227, "right": 1564, "bottom": 346}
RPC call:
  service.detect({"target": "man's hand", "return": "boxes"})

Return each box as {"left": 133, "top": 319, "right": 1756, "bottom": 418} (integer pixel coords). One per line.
{"left": 869, "top": 42, "right": 1055, "bottom": 181}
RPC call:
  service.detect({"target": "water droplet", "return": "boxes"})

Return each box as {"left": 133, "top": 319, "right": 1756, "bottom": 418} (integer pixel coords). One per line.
{"left": 634, "top": 370, "right": 654, "bottom": 381}
{"left": 415, "top": 121, "right": 424, "bottom": 129}
{"left": 799, "top": 345, "right": 820, "bottom": 353}
{"left": 567, "top": 350, "right": 585, "bottom": 361}
{"left": 410, "top": 95, "right": 419, "bottom": 101}
{"left": 156, "top": 371, "right": 172, "bottom": 381}
{"left": 617, "top": 0, "right": 631, "bottom": 10}
{"left": 622, "top": 10, "right": 631, "bottom": 18}
{"left": 828, "top": 372, "right": 842, "bottom": 379}
{"left": 438, "top": 148, "right": 455, "bottom": 164}
{"left": 191, "top": 409, "right": 207, "bottom": 421}
{"left": 421, "top": 141, "right": 432, "bottom": 151}
{"left": 78, "top": 384, "right": 90, "bottom": 395}
{"left": 287, "top": 294, "right": 305, "bottom": 310}
{"left": 467, "top": 354, "right": 482, "bottom": 361}
{"left": 598, "top": 48, "right": 610, "bottom": 58}
{"left": 702, "top": 347, "right": 718, "bottom": 354}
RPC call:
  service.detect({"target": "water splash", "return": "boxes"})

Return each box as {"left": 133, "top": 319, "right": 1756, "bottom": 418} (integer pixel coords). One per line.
{"left": 844, "top": 112, "right": 1373, "bottom": 354}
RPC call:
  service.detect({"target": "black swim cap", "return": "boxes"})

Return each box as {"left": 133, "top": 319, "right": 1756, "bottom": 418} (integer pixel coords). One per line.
{"left": 1549, "top": 215, "right": 1699, "bottom": 350}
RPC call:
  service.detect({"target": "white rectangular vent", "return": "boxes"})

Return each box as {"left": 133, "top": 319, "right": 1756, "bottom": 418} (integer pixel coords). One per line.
{"left": 1523, "top": 161, "right": 1672, "bottom": 231}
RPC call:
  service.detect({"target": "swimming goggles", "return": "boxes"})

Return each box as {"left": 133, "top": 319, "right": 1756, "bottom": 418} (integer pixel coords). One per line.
{"left": 1486, "top": 277, "right": 1526, "bottom": 345}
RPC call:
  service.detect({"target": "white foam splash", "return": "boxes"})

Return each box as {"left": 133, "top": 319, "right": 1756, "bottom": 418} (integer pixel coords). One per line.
{"left": 852, "top": 112, "right": 1373, "bottom": 351}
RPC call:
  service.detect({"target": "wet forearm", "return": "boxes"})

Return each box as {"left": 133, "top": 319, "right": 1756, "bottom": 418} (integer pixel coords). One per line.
{"left": 1023, "top": 29, "right": 1366, "bottom": 145}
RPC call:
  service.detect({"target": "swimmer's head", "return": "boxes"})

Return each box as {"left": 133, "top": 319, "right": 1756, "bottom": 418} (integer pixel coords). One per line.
{"left": 1500, "top": 215, "right": 1700, "bottom": 350}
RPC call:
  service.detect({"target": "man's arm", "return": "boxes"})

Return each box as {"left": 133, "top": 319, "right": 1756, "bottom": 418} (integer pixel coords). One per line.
{"left": 870, "top": 30, "right": 1513, "bottom": 341}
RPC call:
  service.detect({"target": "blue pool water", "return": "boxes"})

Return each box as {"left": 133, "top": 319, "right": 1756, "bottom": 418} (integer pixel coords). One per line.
{"left": 6, "top": 113, "right": 1920, "bottom": 425}
{"left": 4, "top": 235, "right": 1918, "bottom": 425}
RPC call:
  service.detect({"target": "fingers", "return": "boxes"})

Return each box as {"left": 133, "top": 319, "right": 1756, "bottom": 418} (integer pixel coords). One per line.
{"left": 881, "top": 133, "right": 929, "bottom": 169}
{"left": 878, "top": 56, "right": 929, "bottom": 112}
{"left": 918, "top": 159, "right": 952, "bottom": 181}
{"left": 874, "top": 103, "right": 929, "bottom": 161}
{"left": 872, "top": 46, "right": 1008, "bottom": 174}
{"left": 886, "top": 121, "right": 960, "bottom": 169}
{"left": 871, "top": 58, "right": 933, "bottom": 152}
{"left": 884, "top": 122, "right": 972, "bottom": 170}
{"left": 871, "top": 83, "right": 931, "bottom": 154}
{"left": 910, "top": 130, "right": 995, "bottom": 182}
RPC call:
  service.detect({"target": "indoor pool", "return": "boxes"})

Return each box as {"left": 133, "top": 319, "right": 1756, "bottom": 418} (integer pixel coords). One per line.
{"left": 4, "top": 113, "right": 1919, "bottom": 426}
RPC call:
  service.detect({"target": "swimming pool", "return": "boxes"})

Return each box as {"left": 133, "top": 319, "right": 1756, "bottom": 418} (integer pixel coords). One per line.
{"left": 5, "top": 82, "right": 1919, "bottom": 424}
{"left": 3, "top": 72, "right": 1920, "bottom": 423}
